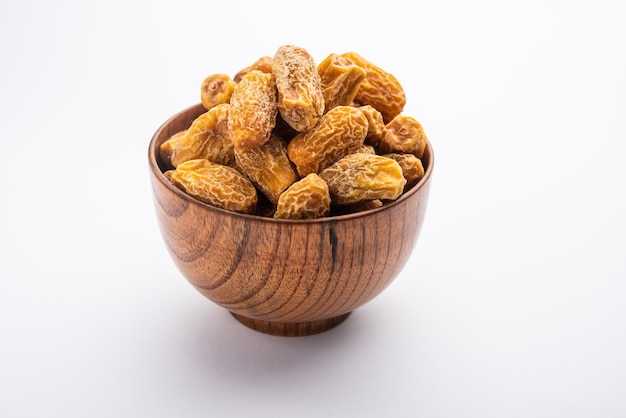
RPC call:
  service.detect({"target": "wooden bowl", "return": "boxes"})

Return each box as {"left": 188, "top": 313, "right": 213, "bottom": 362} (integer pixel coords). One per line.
{"left": 148, "top": 103, "right": 434, "bottom": 336}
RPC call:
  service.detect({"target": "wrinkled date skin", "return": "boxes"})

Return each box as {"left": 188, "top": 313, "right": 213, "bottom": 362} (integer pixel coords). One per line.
{"left": 234, "top": 56, "right": 274, "bottom": 83}
{"left": 378, "top": 114, "right": 428, "bottom": 158}
{"left": 200, "top": 74, "right": 236, "bottom": 111}
{"left": 383, "top": 153, "right": 425, "bottom": 191}
{"left": 159, "top": 129, "right": 187, "bottom": 169}
{"left": 234, "top": 134, "right": 299, "bottom": 205}
{"left": 170, "top": 103, "right": 233, "bottom": 168}
{"left": 319, "top": 153, "right": 406, "bottom": 205}
{"left": 169, "top": 159, "right": 258, "bottom": 214}
{"left": 358, "top": 105, "right": 386, "bottom": 147}
{"left": 228, "top": 70, "right": 277, "bottom": 150}
{"left": 341, "top": 52, "right": 406, "bottom": 123}
{"left": 287, "top": 105, "right": 368, "bottom": 177}
{"left": 317, "top": 53, "right": 366, "bottom": 112}
{"left": 274, "top": 173, "right": 331, "bottom": 220}
{"left": 273, "top": 45, "right": 325, "bottom": 132}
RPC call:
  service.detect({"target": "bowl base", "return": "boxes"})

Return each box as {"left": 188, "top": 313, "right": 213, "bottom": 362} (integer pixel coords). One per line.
{"left": 230, "top": 312, "right": 352, "bottom": 337}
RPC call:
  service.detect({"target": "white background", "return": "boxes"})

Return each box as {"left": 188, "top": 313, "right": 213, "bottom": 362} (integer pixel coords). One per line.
{"left": 1, "top": 1, "right": 625, "bottom": 417}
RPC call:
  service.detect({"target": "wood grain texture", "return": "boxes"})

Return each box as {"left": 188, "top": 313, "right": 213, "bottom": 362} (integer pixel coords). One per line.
{"left": 148, "top": 103, "right": 434, "bottom": 336}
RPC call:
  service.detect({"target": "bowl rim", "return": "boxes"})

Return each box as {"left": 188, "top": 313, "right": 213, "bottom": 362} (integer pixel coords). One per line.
{"left": 148, "top": 103, "right": 434, "bottom": 224}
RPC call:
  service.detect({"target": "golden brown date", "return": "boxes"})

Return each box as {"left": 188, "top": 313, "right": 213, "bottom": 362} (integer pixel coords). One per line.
{"left": 319, "top": 153, "right": 406, "bottom": 205}
{"left": 317, "top": 53, "right": 366, "bottom": 112}
{"left": 358, "top": 105, "right": 385, "bottom": 147}
{"left": 355, "top": 144, "right": 376, "bottom": 155}
{"left": 170, "top": 104, "right": 233, "bottom": 168}
{"left": 341, "top": 52, "right": 406, "bottom": 123}
{"left": 234, "top": 134, "right": 299, "bottom": 205}
{"left": 274, "top": 173, "right": 331, "bottom": 220}
{"left": 159, "top": 129, "right": 187, "bottom": 168}
{"left": 228, "top": 70, "right": 277, "bottom": 150}
{"left": 287, "top": 105, "right": 368, "bottom": 177}
{"left": 383, "top": 153, "right": 425, "bottom": 190}
{"left": 378, "top": 114, "right": 427, "bottom": 158}
{"left": 200, "top": 74, "right": 236, "bottom": 110}
{"left": 234, "top": 56, "right": 274, "bottom": 82}
{"left": 273, "top": 45, "right": 325, "bottom": 132}
{"left": 169, "top": 159, "right": 257, "bottom": 214}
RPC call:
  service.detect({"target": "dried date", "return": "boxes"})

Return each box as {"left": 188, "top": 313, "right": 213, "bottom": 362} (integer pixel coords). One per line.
{"left": 317, "top": 53, "right": 366, "bottom": 112}
{"left": 234, "top": 56, "right": 274, "bottom": 82}
{"left": 341, "top": 52, "right": 406, "bottom": 123}
{"left": 378, "top": 114, "right": 427, "bottom": 158}
{"left": 170, "top": 104, "right": 233, "bottom": 167}
{"left": 159, "top": 129, "right": 186, "bottom": 168}
{"left": 228, "top": 70, "right": 277, "bottom": 150}
{"left": 274, "top": 173, "right": 331, "bottom": 220}
{"left": 234, "top": 134, "right": 299, "bottom": 205}
{"left": 287, "top": 105, "right": 368, "bottom": 177}
{"left": 170, "top": 159, "right": 257, "bottom": 214}
{"left": 319, "top": 153, "right": 406, "bottom": 205}
{"left": 273, "top": 45, "right": 325, "bottom": 132}
{"left": 200, "top": 74, "right": 236, "bottom": 110}
{"left": 383, "top": 153, "right": 425, "bottom": 191}
{"left": 358, "top": 105, "right": 385, "bottom": 147}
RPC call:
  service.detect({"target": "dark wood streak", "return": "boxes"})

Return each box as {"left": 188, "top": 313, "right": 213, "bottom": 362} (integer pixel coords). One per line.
{"left": 224, "top": 224, "right": 312, "bottom": 314}
{"left": 301, "top": 220, "right": 361, "bottom": 320}
{"left": 356, "top": 205, "right": 404, "bottom": 307}
{"left": 207, "top": 221, "right": 280, "bottom": 304}
{"left": 152, "top": 180, "right": 189, "bottom": 218}
{"left": 329, "top": 226, "right": 338, "bottom": 267}
{"left": 166, "top": 203, "right": 220, "bottom": 264}
{"left": 293, "top": 225, "right": 347, "bottom": 320}
{"left": 323, "top": 219, "right": 373, "bottom": 317}
{"left": 269, "top": 222, "right": 337, "bottom": 321}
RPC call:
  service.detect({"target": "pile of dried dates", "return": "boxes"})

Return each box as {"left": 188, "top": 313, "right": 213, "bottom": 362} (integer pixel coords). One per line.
{"left": 160, "top": 45, "right": 428, "bottom": 219}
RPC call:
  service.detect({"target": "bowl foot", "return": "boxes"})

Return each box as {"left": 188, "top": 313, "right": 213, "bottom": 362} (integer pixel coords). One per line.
{"left": 230, "top": 312, "right": 352, "bottom": 337}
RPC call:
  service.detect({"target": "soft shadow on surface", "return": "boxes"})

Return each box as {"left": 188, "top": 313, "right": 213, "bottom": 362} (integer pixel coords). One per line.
{"left": 175, "top": 300, "right": 385, "bottom": 385}
{"left": 150, "top": 286, "right": 416, "bottom": 417}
